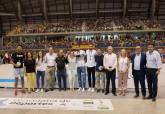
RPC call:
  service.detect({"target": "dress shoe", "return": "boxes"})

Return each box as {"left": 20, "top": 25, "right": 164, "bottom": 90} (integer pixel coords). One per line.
{"left": 63, "top": 88, "right": 67, "bottom": 91}
{"left": 50, "top": 88, "right": 54, "bottom": 91}
{"left": 146, "top": 95, "right": 152, "bottom": 99}
{"left": 134, "top": 95, "right": 139, "bottom": 98}
{"left": 104, "top": 91, "right": 109, "bottom": 95}
{"left": 152, "top": 98, "right": 156, "bottom": 102}
{"left": 97, "top": 89, "right": 100, "bottom": 93}
{"left": 142, "top": 96, "right": 146, "bottom": 99}
{"left": 112, "top": 93, "right": 117, "bottom": 96}
{"left": 45, "top": 89, "right": 49, "bottom": 92}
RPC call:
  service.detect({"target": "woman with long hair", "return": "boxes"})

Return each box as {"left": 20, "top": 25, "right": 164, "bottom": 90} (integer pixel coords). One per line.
{"left": 24, "top": 52, "right": 36, "bottom": 93}
{"left": 117, "top": 49, "right": 130, "bottom": 96}
{"left": 35, "top": 51, "right": 46, "bottom": 92}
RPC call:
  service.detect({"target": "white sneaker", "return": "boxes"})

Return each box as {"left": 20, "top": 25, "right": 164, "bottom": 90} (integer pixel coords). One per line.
{"left": 88, "top": 88, "right": 91, "bottom": 92}
{"left": 41, "top": 89, "right": 44, "bottom": 92}
{"left": 35, "top": 89, "right": 40, "bottom": 93}
{"left": 91, "top": 88, "right": 95, "bottom": 92}
{"left": 78, "top": 88, "right": 81, "bottom": 91}
{"left": 82, "top": 88, "right": 85, "bottom": 92}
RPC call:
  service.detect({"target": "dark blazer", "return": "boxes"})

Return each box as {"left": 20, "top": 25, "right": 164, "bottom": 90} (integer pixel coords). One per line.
{"left": 131, "top": 53, "right": 146, "bottom": 75}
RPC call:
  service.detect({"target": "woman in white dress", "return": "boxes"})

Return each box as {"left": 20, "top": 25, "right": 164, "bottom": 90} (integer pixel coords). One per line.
{"left": 117, "top": 49, "right": 130, "bottom": 96}
{"left": 67, "top": 51, "right": 77, "bottom": 91}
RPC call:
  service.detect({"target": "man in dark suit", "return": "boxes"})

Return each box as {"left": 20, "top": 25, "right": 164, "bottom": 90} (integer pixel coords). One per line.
{"left": 131, "top": 46, "right": 146, "bottom": 99}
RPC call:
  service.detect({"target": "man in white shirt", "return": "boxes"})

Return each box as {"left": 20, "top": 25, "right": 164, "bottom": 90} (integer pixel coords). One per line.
{"left": 103, "top": 46, "right": 117, "bottom": 96}
{"left": 86, "top": 48, "right": 96, "bottom": 92}
{"left": 146, "top": 43, "right": 162, "bottom": 102}
{"left": 131, "top": 46, "right": 146, "bottom": 99}
{"left": 45, "top": 47, "right": 57, "bottom": 92}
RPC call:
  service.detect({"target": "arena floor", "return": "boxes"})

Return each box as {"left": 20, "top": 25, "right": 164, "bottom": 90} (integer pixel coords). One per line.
{"left": 0, "top": 65, "right": 165, "bottom": 114}
{"left": 0, "top": 87, "right": 165, "bottom": 114}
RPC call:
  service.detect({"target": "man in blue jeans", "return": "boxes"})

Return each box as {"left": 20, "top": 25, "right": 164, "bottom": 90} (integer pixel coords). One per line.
{"left": 76, "top": 50, "right": 86, "bottom": 92}
{"left": 55, "top": 50, "right": 69, "bottom": 91}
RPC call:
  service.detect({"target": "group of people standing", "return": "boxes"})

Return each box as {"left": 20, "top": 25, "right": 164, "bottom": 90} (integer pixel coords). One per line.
{"left": 10, "top": 43, "right": 162, "bottom": 102}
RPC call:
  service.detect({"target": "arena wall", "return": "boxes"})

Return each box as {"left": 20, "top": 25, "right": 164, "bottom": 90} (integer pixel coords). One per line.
{"left": 0, "top": 64, "right": 165, "bottom": 88}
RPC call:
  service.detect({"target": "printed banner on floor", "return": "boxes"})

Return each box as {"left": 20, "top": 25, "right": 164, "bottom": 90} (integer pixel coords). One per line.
{"left": 0, "top": 98, "right": 113, "bottom": 111}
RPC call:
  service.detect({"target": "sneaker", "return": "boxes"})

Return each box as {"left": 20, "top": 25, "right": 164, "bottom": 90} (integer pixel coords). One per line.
{"left": 41, "top": 89, "right": 44, "bottom": 92}
{"left": 82, "top": 88, "right": 85, "bottom": 92}
{"left": 78, "top": 88, "right": 81, "bottom": 91}
{"left": 88, "top": 88, "right": 91, "bottom": 92}
{"left": 91, "top": 88, "right": 95, "bottom": 92}
{"left": 35, "top": 89, "right": 40, "bottom": 93}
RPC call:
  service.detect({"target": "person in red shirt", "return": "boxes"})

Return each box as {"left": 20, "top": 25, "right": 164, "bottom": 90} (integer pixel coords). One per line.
{"left": 3, "top": 52, "right": 11, "bottom": 64}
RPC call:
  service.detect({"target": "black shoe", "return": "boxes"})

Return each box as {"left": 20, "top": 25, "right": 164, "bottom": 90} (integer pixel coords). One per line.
{"left": 152, "top": 98, "right": 156, "bottom": 102}
{"left": 31, "top": 89, "right": 35, "bottom": 92}
{"left": 102, "top": 89, "right": 105, "bottom": 93}
{"left": 50, "top": 88, "right": 54, "bottom": 91}
{"left": 104, "top": 91, "right": 109, "bottom": 95}
{"left": 97, "top": 89, "right": 100, "bottom": 93}
{"left": 142, "top": 96, "right": 146, "bottom": 99}
{"left": 146, "top": 95, "right": 152, "bottom": 99}
{"left": 134, "top": 95, "right": 139, "bottom": 98}
{"left": 45, "top": 89, "right": 49, "bottom": 92}
{"left": 112, "top": 93, "right": 117, "bottom": 96}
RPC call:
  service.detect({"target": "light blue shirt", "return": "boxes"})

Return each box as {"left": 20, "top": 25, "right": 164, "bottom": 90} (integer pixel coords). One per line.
{"left": 134, "top": 53, "right": 141, "bottom": 70}
{"left": 146, "top": 50, "right": 162, "bottom": 69}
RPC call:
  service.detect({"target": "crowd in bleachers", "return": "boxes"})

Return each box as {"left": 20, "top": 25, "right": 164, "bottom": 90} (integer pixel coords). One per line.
{"left": 1, "top": 36, "right": 165, "bottom": 51}
{"left": 9, "top": 18, "right": 161, "bottom": 35}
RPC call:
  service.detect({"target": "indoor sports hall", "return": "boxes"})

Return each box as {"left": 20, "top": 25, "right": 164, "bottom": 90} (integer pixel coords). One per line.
{"left": 0, "top": 0, "right": 165, "bottom": 114}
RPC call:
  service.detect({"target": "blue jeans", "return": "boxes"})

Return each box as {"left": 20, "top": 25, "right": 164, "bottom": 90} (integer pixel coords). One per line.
{"left": 14, "top": 68, "right": 24, "bottom": 78}
{"left": 36, "top": 71, "right": 45, "bottom": 89}
{"left": 77, "top": 66, "right": 86, "bottom": 88}
{"left": 57, "top": 69, "right": 67, "bottom": 90}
